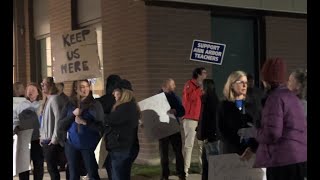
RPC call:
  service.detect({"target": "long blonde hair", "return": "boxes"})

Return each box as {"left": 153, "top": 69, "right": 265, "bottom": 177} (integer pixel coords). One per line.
{"left": 112, "top": 89, "right": 141, "bottom": 117}
{"left": 223, "top": 70, "right": 247, "bottom": 101}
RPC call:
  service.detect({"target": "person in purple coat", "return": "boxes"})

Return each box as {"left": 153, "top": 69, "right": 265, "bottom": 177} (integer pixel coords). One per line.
{"left": 238, "top": 58, "right": 307, "bottom": 180}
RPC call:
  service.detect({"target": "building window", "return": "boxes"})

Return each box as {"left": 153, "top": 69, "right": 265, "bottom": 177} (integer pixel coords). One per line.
{"left": 13, "top": 21, "right": 16, "bottom": 83}
{"left": 37, "top": 37, "right": 52, "bottom": 78}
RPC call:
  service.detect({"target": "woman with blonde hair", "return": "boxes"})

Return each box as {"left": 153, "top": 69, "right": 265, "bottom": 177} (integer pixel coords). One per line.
{"left": 216, "top": 70, "right": 260, "bottom": 156}
{"left": 104, "top": 79, "right": 140, "bottom": 180}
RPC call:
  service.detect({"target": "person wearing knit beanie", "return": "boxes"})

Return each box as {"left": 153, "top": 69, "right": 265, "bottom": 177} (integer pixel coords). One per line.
{"left": 261, "top": 57, "right": 287, "bottom": 85}
{"left": 238, "top": 57, "right": 307, "bottom": 180}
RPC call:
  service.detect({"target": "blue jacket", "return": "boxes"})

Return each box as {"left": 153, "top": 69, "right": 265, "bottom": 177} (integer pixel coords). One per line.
{"left": 58, "top": 101, "right": 104, "bottom": 150}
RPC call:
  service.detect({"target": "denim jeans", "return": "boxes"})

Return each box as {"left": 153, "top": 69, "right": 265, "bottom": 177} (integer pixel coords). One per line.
{"left": 65, "top": 142, "right": 100, "bottom": 180}
{"left": 201, "top": 140, "right": 219, "bottom": 180}
{"left": 105, "top": 144, "right": 139, "bottom": 180}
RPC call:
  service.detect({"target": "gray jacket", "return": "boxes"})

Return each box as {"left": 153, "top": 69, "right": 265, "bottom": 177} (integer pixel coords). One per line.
{"left": 13, "top": 100, "right": 41, "bottom": 141}
{"left": 40, "top": 94, "right": 68, "bottom": 144}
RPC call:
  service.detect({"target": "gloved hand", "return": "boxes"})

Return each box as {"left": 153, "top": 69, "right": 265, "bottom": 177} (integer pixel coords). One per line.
{"left": 237, "top": 127, "right": 256, "bottom": 139}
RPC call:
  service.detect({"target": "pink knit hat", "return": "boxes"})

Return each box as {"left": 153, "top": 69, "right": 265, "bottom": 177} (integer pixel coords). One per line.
{"left": 261, "top": 57, "right": 287, "bottom": 84}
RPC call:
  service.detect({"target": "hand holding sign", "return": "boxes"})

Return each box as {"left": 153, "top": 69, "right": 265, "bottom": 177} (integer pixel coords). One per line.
{"left": 240, "top": 147, "right": 254, "bottom": 161}
{"left": 73, "top": 108, "right": 80, "bottom": 116}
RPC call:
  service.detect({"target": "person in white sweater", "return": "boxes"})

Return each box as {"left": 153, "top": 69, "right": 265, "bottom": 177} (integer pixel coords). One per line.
{"left": 13, "top": 82, "right": 44, "bottom": 180}
{"left": 39, "top": 77, "right": 68, "bottom": 180}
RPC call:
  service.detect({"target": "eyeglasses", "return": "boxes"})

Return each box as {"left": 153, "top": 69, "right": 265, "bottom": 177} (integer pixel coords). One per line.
{"left": 40, "top": 82, "right": 48, "bottom": 87}
{"left": 80, "top": 85, "right": 90, "bottom": 89}
{"left": 234, "top": 80, "right": 248, "bottom": 86}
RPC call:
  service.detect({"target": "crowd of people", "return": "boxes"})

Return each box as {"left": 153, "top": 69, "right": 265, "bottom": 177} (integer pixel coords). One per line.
{"left": 13, "top": 57, "right": 307, "bottom": 180}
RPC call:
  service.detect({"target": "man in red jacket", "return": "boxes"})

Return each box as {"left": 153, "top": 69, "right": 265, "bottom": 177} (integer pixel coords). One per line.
{"left": 182, "top": 67, "right": 207, "bottom": 176}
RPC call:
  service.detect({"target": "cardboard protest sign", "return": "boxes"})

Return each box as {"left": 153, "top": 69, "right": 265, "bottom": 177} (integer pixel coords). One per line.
{"left": 94, "top": 137, "right": 108, "bottom": 168}
{"left": 190, "top": 39, "right": 226, "bottom": 65}
{"left": 208, "top": 153, "right": 266, "bottom": 180}
{"left": 53, "top": 28, "right": 101, "bottom": 83}
{"left": 13, "top": 129, "right": 33, "bottom": 176}
{"left": 138, "top": 93, "right": 180, "bottom": 140}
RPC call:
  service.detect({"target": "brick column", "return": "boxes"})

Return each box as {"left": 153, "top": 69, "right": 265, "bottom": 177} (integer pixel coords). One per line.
{"left": 49, "top": 0, "right": 73, "bottom": 95}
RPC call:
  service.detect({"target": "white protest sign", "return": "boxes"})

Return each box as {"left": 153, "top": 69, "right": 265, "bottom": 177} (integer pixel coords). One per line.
{"left": 53, "top": 28, "right": 101, "bottom": 83}
{"left": 94, "top": 137, "right": 108, "bottom": 168}
{"left": 13, "top": 97, "right": 26, "bottom": 111}
{"left": 209, "top": 153, "right": 266, "bottom": 180}
{"left": 138, "top": 93, "right": 180, "bottom": 140}
{"left": 138, "top": 93, "right": 171, "bottom": 123}
{"left": 13, "top": 129, "right": 33, "bottom": 176}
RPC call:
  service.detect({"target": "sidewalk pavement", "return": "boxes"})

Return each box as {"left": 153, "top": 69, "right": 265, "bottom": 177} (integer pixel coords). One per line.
{"left": 13, "top": 169, "right": 202, "bottom": 180}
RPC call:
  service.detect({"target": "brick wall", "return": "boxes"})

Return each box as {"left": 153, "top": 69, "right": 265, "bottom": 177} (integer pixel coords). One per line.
{"left": 14, "top": 0, "right": 27, "bottom": 84}
{"left": 49, "top": 0, "right": 73, "bottom": 95}
{"left": 101, "top": 0, "right": 151, "bottom": 164}
{"left": 24, "top": 0, "right": 32, "bottom": 83}
{"left": 146, "top": 5, "right": 212, "bottom": 165}
{"left": 102, "top": 1, "right": 212, "bottom": 165}
{"left": 101, "top": 0, "right": 148, "bottom": 101}
{"left": 265, "top": 16, "right": 307, "bottom": 75}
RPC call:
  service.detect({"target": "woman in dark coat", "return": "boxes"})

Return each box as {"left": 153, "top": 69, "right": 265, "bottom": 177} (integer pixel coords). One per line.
{"left": 196, "top": 79, "right": 220, "bottom": 180}
{"left": 217, "top": 71, "right": 260, "bottom": 156}
{"left": 104, "top": 79, "right": 140, "bottom": 180}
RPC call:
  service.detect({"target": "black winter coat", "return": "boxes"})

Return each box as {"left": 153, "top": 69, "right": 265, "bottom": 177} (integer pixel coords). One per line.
{"left": 217, "top": 100, "right": 260, "bottom": 155}
{"left": 104, "top": 101, "right": 140, "bottom": 152}
{"left": 196, "top": 94, "right": 219, "bottom": 142}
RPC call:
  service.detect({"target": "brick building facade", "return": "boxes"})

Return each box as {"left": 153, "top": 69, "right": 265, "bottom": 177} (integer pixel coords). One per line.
{"left": 13, "top": 0, "right": 307, "bottom": 165}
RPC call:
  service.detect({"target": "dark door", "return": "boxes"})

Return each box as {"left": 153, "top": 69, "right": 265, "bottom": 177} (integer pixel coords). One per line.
{"left": 212, "top": 16, "right": 259, "bottom": 99}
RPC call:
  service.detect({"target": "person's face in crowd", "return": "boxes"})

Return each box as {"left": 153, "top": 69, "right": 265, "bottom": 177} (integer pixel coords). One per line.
{"left": 26, "top": 85, "right": 39, "bottom": 102}
{"left": 167, "top": 80, "right": 176, "bottom": 92}
{"left": 247, "top": 78, "right": 254, "bottom": 88}
{"left": 18, "top": 85, "right": 25, "bottom": 96}
{"left": 113, "top": 89, "right": 122, "bottom": 101}
{"left": 198, "top": 69, "right": 208, "bottom": 81}
{"left": 41, "top": 79, "right": 50, "bottom": 95}
{"left": 56, "top": 84, "right": 63, "bottom": 94}
{"left": 232, "top": 75, "right": 248, "bottom": 96}
{"left": 78, "top": 81, "right": 90, "bottom": 98}
{"left": 287, "top": 73, "right": 300, "bottom": 94}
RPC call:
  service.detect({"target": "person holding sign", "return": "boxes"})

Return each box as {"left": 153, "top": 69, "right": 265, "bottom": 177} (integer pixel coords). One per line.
{"left": 182, "top": 67, "right": 207, "bottom": 176}
{"left": 216, "top": 71, "right": 259, "bottom": 156}
{"left": 58, "top": 80, "right": 104, "bottom": 180}
{"left": 195, "top": 79, "right": 220, "bottom": 180}
{"left": 103, "top": 79, "right": 140, "bottom": 180}
{"left": 13, "top": 82, "right": 44, "bottom": 180}
{"left": 158, "top": 78, "right": 186, "bottom": 180}
{"left": 239, "top": 58, "right": 307, "bottom": 180}
{"left": 39, "top": 77, "right": 67, "bottom": 180}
